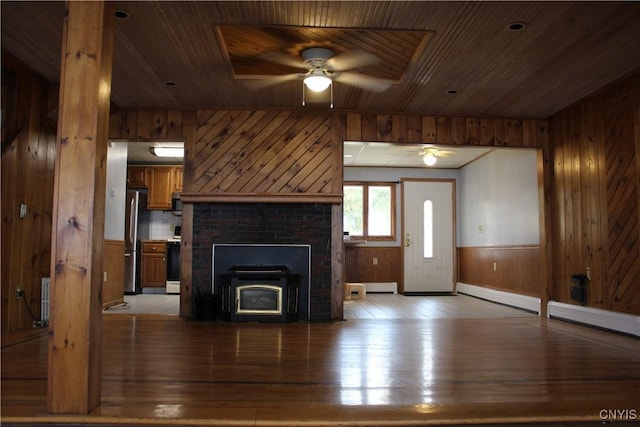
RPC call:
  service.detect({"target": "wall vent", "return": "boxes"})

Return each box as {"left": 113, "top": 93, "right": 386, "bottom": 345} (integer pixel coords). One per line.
{"left": 41, "top": 277, "right": 50, "bottom": 322}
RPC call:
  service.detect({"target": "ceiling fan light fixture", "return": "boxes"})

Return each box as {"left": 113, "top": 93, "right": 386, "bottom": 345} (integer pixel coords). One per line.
{"left": 303, "top": 73, "right": 332, "bottom": 92}
{"left": 152, "top": 147, "right": 184, "bottom": 158}
{"left": 423, "top": 152, "right": 437, "bottom": 166}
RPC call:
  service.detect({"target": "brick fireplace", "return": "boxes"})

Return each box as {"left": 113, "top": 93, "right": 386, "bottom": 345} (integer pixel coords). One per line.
{"left": 192, "top": 203, "right": 333, "bottom": 321}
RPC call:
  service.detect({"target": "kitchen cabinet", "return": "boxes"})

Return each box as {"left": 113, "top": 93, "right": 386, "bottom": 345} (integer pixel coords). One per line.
{"left": 127, "top": 166, "right": 149, "bottom": 188}
{"left": 141, "top": 241, "right": 166, "bottom": 288}
{"left": 127, "top": 165, "right": 182, "bottom": 209}
{"left": 172, "top": 166, "right": 183, "bottom": 192}
{"left": 147, "top": 167, "right": 173, "bottom": 210}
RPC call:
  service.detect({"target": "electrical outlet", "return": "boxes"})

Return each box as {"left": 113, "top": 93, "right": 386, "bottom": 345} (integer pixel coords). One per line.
{"left": 493, "top": 262, "right": 497, "bottom": 272}
{"left": 373, "top": 258, "right": 378, "bottom": 265}
{"left": 15, "top": 288, "right": 24, "bottom": 299}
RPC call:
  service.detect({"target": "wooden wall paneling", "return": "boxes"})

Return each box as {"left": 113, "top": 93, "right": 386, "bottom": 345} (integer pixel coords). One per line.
{"left": 466, "top": 118, "right": 480, "bottom": 145}
{"left": 1, "top": 54, "right": 57, "bottom": 333}
{"left": 421, "top": 116, "right": 436, "bottom": 143}
{"left": 495, "top": 119, "right": 508, "bottom": 146}
{"left": 450, "top": 117, "right": 466, "bottom": 144}
{"left": 135, "top": 110, "right": 153, "bottom": 140}
{"left": 345, "top": 113, "right": 362, "bottom": 141}
{"left": 549, "top": 72, "right": 640, "bottom": 315}
{"left": 152, "top": 110, "right": 168, "bottom": 138}
{"left": 108, "top": 108, "right": 122, "bottom": 139}
{"left": 344, "top": 246, "right": 402, "bottom": 284}
{"left": 216, "top": 111, "right": 298, "bottom": 193}
{"left": 480, "top": 119, "right": 496, "bottom": 145}
{"left": 361, "top": 114, "right": 377, "bottom": 141}
{"left": 166, "top": 109, "right": 184, "bottom": 138}
{"left": 102, "top": 240, "right": 125, "bottom": 308}
{"left": 376, "top": 114, "right": 393, "bottom": 142}
{"left": 406, "top": 115, "right": 422, "bottom": 142}
{"left": 570, "top": 107, "right": 584, "bottom": 292}
{"left": 590, "top": 99, "right": 607, "bottom": 307}
{"left": 580, "top": 100, "right": 598, "bottom": 305}
{"left": 264, "top": 114, "right": 333, "bottom": 193}
{"left": 331, "top": 114, "right": 345, "bottom": 195}
{"left": 392, "top": 114, "right": 407, "bottom": 143}
{"left": 193, "top": 110, "right": 267, "bottom": 192}
{"left": 507, "top": 120, "right": 523, "bottom": 147}
{"left": 435, "top": 116, "right": 451, "bottom": 144}
{"left": 604, "top": 96, "right": 639, "bottom": 313}
{"left": 538, "top": 146, "right": 553, "bottom": 315}
{"left": 458, "top": 246, "right": 541, "bottom": 297}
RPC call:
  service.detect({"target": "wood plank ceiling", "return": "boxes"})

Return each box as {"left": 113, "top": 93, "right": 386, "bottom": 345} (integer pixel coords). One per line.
{"left": 2, "top": 1, "right": 640, "bottom": 118}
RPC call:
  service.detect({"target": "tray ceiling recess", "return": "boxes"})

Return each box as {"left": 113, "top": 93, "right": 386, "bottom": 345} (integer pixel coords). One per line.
{"left": 215, "top": 25, "right": 433, "bottom": 95}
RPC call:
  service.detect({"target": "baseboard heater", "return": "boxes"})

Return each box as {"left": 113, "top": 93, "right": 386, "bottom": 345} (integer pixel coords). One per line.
{"left": 361, "top": 282, "right": 397, "bottom": 294}
{"left": 547, "top": 301, "right": 640, "bottom": 337}
{"left": 456, "top": 282, "right": 541, "bottom": 314}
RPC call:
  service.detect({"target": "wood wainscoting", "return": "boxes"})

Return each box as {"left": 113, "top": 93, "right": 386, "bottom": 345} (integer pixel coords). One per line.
{"left": 345, "top": 245, "right": 402, "bottom": 288}
{"left": 103, "top": 240, "right": 125, "bottom": 309}
{"left": 458, "top": 245, "right": 541, "bottom": 297}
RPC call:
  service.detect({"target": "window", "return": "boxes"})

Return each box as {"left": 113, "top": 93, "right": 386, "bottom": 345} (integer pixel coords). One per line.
{"left": 423, "top": 200, "right": 433, "bottom": 258}
{"left": 343, "top": 182, "right": 395, "bottom": 240}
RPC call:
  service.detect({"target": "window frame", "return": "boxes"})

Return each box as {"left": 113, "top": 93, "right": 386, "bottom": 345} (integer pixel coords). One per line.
{"left": 343, "top": 181, "right": 396, "bottom": 241}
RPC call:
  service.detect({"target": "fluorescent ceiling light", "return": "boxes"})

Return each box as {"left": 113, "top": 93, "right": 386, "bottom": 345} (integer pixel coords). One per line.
{"left": 152, "top": 147, "right": 184, "bottom": 158}
{"left": 423, "top": 152, "right": 437, "bottom": 166}
{"left": 304, "top": 71, "right": 332, "bottom": 92}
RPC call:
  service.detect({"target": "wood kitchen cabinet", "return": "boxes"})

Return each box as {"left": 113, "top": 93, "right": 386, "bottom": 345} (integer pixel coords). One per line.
{"left": 147, "top": 167, "right": 173, "bottom": 210}
{"left": 127, "top": 165, "right": 182, "bottom": 209}
{"left": 127, "top": 166, "right": 149, "bottom": 188}
{"left": 141, "top": 241, "right": 166, "bottom": 288}
{"left": 172, "top": 166, "right": 183, "bottom": 192}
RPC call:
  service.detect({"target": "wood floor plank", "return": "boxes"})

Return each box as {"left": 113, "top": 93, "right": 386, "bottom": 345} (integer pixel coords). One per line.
{"left": 2, "top": 296, "right": 639, "bottom": 426}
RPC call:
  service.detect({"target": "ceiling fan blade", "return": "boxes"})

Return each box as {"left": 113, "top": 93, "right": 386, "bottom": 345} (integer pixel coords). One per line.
{"left": 244, "top": 73, "right": 301, "bottom": 89}
{"left": 258, "top": 51, "right": 305, "bottom": 69}
{"left": 327, "top": 51, "right": 379, "bottom": 70}
{"left": 334, "top": 71, "right": 393, "bottom": 93}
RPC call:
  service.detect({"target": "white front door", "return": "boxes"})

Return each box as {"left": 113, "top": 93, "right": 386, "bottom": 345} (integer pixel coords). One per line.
{"left": 402, "top": 180, "right": 455, "bottom": 293}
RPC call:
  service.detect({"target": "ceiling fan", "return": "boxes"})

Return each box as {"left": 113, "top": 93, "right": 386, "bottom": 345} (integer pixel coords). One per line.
{"left": 417, "top": 146, "right": 456, "bottom": 167}
{"left": 256, "top": 47, "right": 394, "bottom": 106}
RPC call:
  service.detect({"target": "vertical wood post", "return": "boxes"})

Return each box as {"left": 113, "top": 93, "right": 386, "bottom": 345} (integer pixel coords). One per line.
{"left": 48, "top": 1, "right": 114, "bottom": 413}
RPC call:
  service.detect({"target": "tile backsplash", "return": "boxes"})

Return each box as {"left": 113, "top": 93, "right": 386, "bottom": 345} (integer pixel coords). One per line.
{"left": 138, "top": 210, "right": 181, "bottom": 240}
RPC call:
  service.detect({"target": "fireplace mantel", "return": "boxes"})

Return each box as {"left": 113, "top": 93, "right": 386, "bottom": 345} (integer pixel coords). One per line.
{"left": 180, "top": 192, "right": 342, "bottom": 204}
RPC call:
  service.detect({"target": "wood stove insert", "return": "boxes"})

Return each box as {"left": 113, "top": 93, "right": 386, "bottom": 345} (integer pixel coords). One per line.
{"left": 221, "top": 266, "right": 299, "bottom": 322}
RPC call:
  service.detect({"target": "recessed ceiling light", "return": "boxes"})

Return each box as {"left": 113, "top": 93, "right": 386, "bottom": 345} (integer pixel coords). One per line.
{"left": 508, "top": 22, "right": 526, "bottom": 31}
{"left": 115, "top": 10, "right": 129, "bottom": 19}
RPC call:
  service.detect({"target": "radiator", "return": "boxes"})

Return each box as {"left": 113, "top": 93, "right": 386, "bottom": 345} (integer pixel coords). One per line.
{"left": 41, "top": 277, "right": 50, "bottom": 322}
{"left": 456, "top": 282, "right": 541, "bottom": 314}
{"left": 362, "top": 282, "right": 397, "bottom": 294}
{"left": 548, "top": 301, "right": 640, "bottom": 337}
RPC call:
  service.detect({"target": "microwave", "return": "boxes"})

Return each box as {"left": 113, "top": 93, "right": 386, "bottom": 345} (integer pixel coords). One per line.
{"left": 171, "top": 193, "right": 182, "bottom": 213}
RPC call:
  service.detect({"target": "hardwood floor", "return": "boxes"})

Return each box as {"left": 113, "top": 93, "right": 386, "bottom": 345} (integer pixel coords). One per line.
{"left": 2, "top": 295, "right": 639, "bottom": 426}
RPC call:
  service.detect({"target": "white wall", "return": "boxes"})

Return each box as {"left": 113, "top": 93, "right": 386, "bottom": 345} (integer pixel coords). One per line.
{"left": 458, "top": 148, "right": 539, "bottom": 246}
{"left": 104, "top": 142, "right": 128, "bottom": 240}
